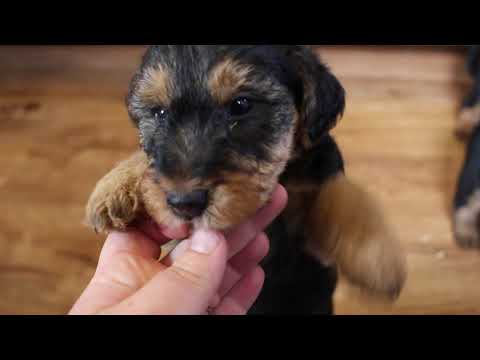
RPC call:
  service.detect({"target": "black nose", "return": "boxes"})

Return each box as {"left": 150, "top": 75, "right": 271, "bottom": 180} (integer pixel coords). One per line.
{"left": 167, "top": 190, "right": 209, "bottom": 220}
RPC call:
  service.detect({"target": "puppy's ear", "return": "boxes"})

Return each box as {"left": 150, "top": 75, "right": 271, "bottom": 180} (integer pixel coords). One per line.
{"left": 287, "top": 46, "right": 346, "bottom": 149}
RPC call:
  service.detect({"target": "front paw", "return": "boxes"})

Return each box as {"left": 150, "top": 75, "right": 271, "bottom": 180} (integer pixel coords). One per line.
{"left": 338, "top": 229, "right": 408, "bottom": 301}
{"left": 85, "top": 152, "right": 151, "bottom": 234}
{"left": 86, "top": 173, "right": 142, "bottom": 234}
{"left": 306, "top": 175, "right": 408, "bottom": 301}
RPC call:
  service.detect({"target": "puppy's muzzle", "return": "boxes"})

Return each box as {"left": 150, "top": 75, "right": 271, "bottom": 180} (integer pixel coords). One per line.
{"left": 167, "top": 189, "right": 209, "bottom": 220}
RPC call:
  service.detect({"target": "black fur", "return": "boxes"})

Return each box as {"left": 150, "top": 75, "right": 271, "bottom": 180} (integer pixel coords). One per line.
{"left": 251, "top": 216, "right": 338, "bottom": 315}
{"left": 287, "top": 46, "right": 346, "bottom": 143}
{"left": 455, "top": 125, "right": 480, "bottom": 211}
{"left": 454, "top": 45, "right": 480, "bottom": 248}
{"left": 282, "top": 135, "right": 345, "bottom": 185}
{"left": 127, "top": 46, "right": 345, "bottom": 179}
{"left": 251, "top": 137, "right": 344, "bottom": 315}
{"left": 463, "top": 46, "right": 480, "bottom": 109}
{"left": 455, "top": 45, "right": 480, "bottom": 210}
{"left": 455, "top": 45, "right": 480, "bottom": 211}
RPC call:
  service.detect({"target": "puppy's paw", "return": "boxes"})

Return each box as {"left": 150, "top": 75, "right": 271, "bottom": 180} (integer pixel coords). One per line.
{"left": 85, "top": 152, "right": 150, "bottom": 234}
{"left": 456, "top": 104, "right": 480, "bottom": 140}
{"left": 86, "top": 180, "right": 140, "bottom": 234}
{"left": 337, "top": 227, "right": 408, "bottom": 301}
{"left": 454, "top": 191, "right": 480, "bottom": 249}
{"left": 306, "top": 175, "right": 407, "bottom": 301}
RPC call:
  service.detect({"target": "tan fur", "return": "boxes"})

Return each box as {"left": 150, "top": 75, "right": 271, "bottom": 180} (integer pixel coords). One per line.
{"left": 208, "top": 58, "right": 254, "bottom": 104}
{"left": 138, "top": 65, "right": 174, "bottom": 107}
{"left": 85, "top": 152, "right": 151, "bottom": 234}
{"left": 204, "top": 176, "right": 270, "bottom": 230}
{"left": 86, "top": 159, "right": 277, "bottom": 233}
{"left": 200, "top": 129, "right": 293, "bottom": 229}
{"left": 456, "top": 104, "right": 480, "bottom": 140}
{"left": 303, "top": 174, "right": 407, "bottom": 300}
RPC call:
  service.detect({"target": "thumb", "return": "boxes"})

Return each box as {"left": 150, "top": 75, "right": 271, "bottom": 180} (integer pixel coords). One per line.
{"left": 106, "top": 229, "right": 228, "bottom": 315}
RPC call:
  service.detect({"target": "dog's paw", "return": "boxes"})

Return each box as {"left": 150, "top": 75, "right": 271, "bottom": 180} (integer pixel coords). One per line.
{"left": 86, "top": 180, "right": 140, "bottom": 234}
{"left": 456, "top": 104, "right": 480, "bottom": 140}
{"left": 85, "top": 153, "right": 150, "bottom": 234}
{"left": 305, "top": 175, "right": 408, "bottom": 301}
{"left": 338, "top": 229, "right": 408, "bottom": 301}
{"left": 454, "top": 191, "right": 480, "bottom": 249}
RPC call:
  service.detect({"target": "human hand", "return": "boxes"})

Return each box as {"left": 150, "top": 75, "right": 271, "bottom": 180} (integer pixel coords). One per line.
{"left": 69, "top": 185, "right": 288, "bottom": 315}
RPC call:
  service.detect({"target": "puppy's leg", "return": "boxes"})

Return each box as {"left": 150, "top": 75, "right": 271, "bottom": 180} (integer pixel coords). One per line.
{"left": 86, "top": 151, "right": 151, "bottom": 234}
{"left": 305, "top": 174, "right": 407, "bottom": 300}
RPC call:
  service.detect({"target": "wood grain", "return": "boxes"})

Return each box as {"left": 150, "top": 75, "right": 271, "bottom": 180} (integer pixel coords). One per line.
{"left": 0, "top": 45, "right": 478, "bottom": 315}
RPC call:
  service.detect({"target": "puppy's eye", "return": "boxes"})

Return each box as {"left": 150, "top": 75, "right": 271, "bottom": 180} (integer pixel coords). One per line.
{"left": 152, "top": 107, "right": 168, "bottom": 121}
{"left": 229, "top": 97, "right": 253, "bottom": 117}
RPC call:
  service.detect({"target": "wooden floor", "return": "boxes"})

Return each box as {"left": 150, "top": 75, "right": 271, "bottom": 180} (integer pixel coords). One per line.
{"left": 0, "top": 45, "right": 478, "bottom": 315}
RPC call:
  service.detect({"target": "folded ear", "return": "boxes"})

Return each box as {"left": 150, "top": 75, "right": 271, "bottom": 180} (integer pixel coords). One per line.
{"left": 287, "top": 46, "right": 346, "bottom": 149}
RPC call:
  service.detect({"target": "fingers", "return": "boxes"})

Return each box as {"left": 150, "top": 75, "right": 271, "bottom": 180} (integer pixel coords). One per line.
{"left": 217, "top": 232, "right": 269, "bottom": 299}
{"left": 104, "top": 230, "right": 228, "bottom": 315}
{"left": 226, "top": 185, "right": 287, "bottom": 258}
{"left": 96, "top": 231, "right": 162, "bottom": 273}
{"left": 211, "top": 267, "right": 265, "bottom": 316}
{"left": 165, "top": 232, "right": 269, "bottom": 307}
{"left": 70, "top": 231, "right": 165, "bottom": 315}
{"left": 72, "top": 185, "right": 285, "bottom": 315}
{"left": 207, "top": 232, "right": 269, "bottom": 310}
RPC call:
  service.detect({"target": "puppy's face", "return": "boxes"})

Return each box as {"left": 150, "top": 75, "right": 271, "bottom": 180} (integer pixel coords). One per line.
{"left": 127, "top": 45, "right": 346, "bottom": 230}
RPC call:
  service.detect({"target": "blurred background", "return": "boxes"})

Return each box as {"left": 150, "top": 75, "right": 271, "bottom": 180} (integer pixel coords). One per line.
{"left": 0, "top": 45, "right": 478, "bottom": 315}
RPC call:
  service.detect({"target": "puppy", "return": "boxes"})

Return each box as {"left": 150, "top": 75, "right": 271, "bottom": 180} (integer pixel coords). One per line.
{"left": 456, "top": 45, "right": 480, "bottom": 140}
{"left": 86, "top": 45, "right": 407, "bottom": 314}
{"left": 454, "top": 45, "right": 480, "bottom": 249}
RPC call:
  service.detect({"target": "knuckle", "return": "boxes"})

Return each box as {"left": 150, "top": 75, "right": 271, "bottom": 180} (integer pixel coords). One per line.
{"left": 169, "top": 261, "right": 208, "bottom": 289}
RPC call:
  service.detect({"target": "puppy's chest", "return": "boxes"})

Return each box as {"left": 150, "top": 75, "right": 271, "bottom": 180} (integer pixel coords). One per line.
{"left": 281, "top": 185, "right": 315, "bottom": 238}
{"left": 261, "top": 184, "right": 324, "bottom": 286}
{"left": 262, "top": 187, "right": 312, "bottom": 277}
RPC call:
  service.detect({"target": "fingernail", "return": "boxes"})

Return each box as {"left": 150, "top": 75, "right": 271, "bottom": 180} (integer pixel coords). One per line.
{"left": 190, "top": 230, "right": 222, "bottom": 255}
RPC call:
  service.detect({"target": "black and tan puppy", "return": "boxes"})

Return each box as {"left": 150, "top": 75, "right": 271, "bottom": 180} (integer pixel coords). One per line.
{"left": 86, "top": 45, "right": 407, "bottom": 314}
{"left": 454, "top": 45, "right": 480, "bottom": 249}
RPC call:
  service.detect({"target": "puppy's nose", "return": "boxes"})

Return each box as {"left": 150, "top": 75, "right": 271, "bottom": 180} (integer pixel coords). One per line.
{"left": 167, "top": 190, "right": 209, "bottom": 220}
